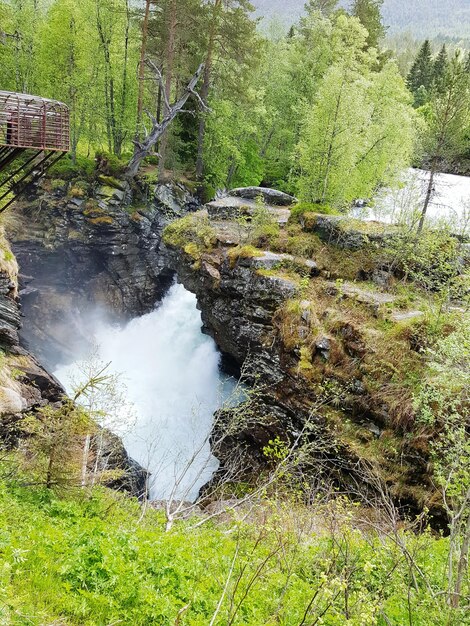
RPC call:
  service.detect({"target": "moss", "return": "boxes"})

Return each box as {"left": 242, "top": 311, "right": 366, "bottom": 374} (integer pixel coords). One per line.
{"left": 83, "top": 206, "right": 106, "bottom": 217}
{"left": 299, "top": 346, "right": 314, "bottom": 370}
{"left": 283, "top": 226, "right": 322, "bottom": 258}
{"left": 336, "top": 218, "right": 396, "bottom": 236}
{"left": 94, "top": 151, "right": 127, "bottom": 177}
{"left": 50, "top": 178, "right": 67, "bottom": 191}
{"left": 289, "top": 202, "right": 339, "bottom": 224}
{"left": 97, "top": 175, "right": 126, "bottom": 191}
{"left": 68, "top": 186, "right": 86, "bottom": 199}
{"left": 67, "top": 230, "right": 83, "bottom": 241}
{"left": 89, "top": 216, "right": 114, "bottom": 226}
{"left": 48, "top": 155, "right": 95, "bottom": 181}
{"left": 227, "top": 245, "right": 264, "bottom": 266}
{"left": 2, "top": 249, "right": 14, "bottom": 262}
{"left": 184, "top": 242, "right": 200, "bottom": 260}
{"left": 163, "top": 214, "right": 216, "bottom": 259}
{"left": 84, "top": 199, "right": 100, "bottom": 212}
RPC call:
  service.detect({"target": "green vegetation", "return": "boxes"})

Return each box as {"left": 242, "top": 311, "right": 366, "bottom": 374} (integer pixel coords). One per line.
{"left": 163, "top": 213, "right": 217, "bottom": 260}
{"left": 0, "top": 0, "right": 424, "bottom": 206}
{"left": 289, "top": 202, "right": 339, "bottom": 222}
{"left": 0, "top": 481, "right": 467, "bottom": 626}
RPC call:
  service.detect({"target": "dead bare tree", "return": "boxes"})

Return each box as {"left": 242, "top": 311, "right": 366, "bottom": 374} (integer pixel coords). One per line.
{"left": 126, "top": 59, "right": 208, "bottom": 179}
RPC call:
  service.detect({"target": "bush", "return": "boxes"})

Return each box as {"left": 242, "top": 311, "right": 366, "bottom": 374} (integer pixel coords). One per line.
{"left": 250, "top": 204, "right": 281, "bottom": 248}
{"left": 385, "top": 229, "right": 462, "bottom": 292}
{"left": 48, "top": 155, "right": 96, "bottom": 181}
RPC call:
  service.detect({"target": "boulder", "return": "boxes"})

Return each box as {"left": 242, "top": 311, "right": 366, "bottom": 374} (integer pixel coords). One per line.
{"left": 229, "top": 186, "right": 296, "bottom": 206}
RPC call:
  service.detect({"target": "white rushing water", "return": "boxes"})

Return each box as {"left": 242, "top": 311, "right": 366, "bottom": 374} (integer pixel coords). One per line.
{"left": 55, "top": 283, "right": 235, "bottom": 501}
{"left": 358, "top": 168, "right": 470, "bottom": 230}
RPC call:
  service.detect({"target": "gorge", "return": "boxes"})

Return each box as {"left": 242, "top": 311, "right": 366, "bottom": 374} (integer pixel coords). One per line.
{"left": 1, "top": 168, "right": 466, "bottom": 516}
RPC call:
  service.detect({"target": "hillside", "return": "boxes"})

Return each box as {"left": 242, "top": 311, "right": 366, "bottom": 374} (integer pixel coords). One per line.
{"left": 252, "top": 0, "right": 470, "bottom": 37}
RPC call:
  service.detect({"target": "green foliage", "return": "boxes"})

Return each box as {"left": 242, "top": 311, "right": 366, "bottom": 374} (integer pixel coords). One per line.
{"left": 163, "top": 214, "right": 216, "bottom": 259}
{"left": 289, "top": 201, "right": 338, "bottom": 222}
{"left": 352, "top": 0, "right": 385, "bottom": 49}
{"left": 250, "top": 202, "right": 281, "bottom": 247}
{"left": 407, "top": 39, "right": 434, "bottom": 98}
{"left": 48, "top": 155, "right": 96, "bottom": 181}
{"left": 385, "top": 228, "right": 462, "bottom": 292}
{"left": 414, "top": 320, "right": 469, "bottom": 428}
{"left": 0, "top": 480, "right": 466, "bottom": 625}
{"left": 296, "top": 41, "right": 416, "bottom": 206}
{"left": 94, "top": 152, "right": 128, "bottom": 178}
{"left": 21, "top": 400, "right": 93, "bottom": 489}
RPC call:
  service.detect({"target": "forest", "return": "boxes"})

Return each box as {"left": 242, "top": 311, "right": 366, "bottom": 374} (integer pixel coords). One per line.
{"left": 253, "top": 0, "right": 470, "bottom": 37}
{"left": 1, "top": 0, "right": 468, "bottom": 205}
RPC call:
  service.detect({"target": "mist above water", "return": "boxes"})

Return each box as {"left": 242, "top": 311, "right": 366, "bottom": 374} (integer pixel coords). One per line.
{"left": 55, "top": 283, "right": 236, "bottom": 501}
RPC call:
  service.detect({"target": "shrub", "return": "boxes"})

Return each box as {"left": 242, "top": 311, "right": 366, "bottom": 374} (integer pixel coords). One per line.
{"left": 250, "top": 204, "right": 281, "bottom": 248}
{"left": 385, "top": 228, "right": 462, "bottom": 292}
{"left": 48, "top": 155, "right": 95, "bottom": 181}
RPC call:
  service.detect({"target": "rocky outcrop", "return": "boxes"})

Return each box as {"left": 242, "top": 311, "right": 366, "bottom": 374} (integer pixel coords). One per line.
{"left": 6, "top": 177, "right": 199, "bottom": 367}
{"left": 0, "top": 229, "right": 63, "bottom": 437}
{"left": 165, "top": 189, "right": 457, "bottom": 516}
{"left": 0, "top": 226, "right": 147, "bottom": 496}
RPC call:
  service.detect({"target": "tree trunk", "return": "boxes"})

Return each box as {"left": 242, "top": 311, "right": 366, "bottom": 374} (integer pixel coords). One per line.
{"left": 321, "top": 80, "right": 344, "bottom": 203}
{"left": 158, "top": 0, "right": 178, "bottom": 181}
{"left": 417, "top": 160, "right": 437, "bottom": 233}
{"left": 46, "top": 446, "right": 56, "bottom": 489}
{"left": 126, "top": 63, "right": 205, "bottom": 179}
{"left": 451, "top": 501, "right": 470, "bottom": 608}
{"left": 81, "top": 434, "right": 91, "bottom": 487}
{"left": 96, "top": 1, "right": 117, "bottom": 154}
{"left": 115, "top": 0, "right": 131, "bottom": 157}
{"left": 135, "top": 0, "right": 152, "bottom": 142}
{"left": 195, "top": 0, "right": 222, "bottom": 182}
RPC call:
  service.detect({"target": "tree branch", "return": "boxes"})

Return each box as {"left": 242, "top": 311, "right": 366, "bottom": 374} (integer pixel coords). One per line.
{"left": 126, "top": 60, "right": 207, "bottom": 179}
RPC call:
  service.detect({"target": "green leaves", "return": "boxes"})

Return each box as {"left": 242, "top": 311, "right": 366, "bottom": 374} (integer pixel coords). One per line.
{"left": 0, "top": 481, "right": 465, "bottom": 625}
{"left": 296, "top": 55, "right": 416, "bottom": 206}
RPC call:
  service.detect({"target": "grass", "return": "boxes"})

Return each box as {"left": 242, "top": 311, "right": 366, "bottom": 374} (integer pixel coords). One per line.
{"left": 0, "top": 479, "right": 465, "bottom": 626}
{"left": 163, "top": 213, "right": 217, "bottom": 260}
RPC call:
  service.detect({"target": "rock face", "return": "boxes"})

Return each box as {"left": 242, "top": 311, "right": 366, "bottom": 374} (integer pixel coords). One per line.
{"left": 6, "top": 177, "right": 199, "bottom": 367}
{"left": 229, "top": 186, "right": 296, "bottom": 206}
{"left": 165, "top": 190, "right": 454, "bottom": 516}
{"left": 0, "top": 227, "right": 147, "bottom": 497}
{"left": 0, "top": 230, "right": 63, "bottom": 430}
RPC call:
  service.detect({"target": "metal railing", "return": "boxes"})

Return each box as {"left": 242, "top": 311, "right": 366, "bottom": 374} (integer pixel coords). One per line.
{"left": 0, "top": 91, "right": 70, "bottom": 152}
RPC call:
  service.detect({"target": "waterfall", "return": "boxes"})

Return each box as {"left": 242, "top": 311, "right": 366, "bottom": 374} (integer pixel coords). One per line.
{"left": 54, "top": 283, "right": 235, "bottom": 501}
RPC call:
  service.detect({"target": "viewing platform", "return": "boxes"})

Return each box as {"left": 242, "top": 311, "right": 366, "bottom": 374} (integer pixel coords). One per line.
{"left": 0, "top": 91, "right": 70, "bottom": 211}
{"left": 0, "top": 91, "right": 69, "bottom": 152}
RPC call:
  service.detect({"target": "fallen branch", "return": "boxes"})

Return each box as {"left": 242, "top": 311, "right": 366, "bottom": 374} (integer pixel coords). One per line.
{"left": 126, "top": 60, "right": 208, "bottom": 179}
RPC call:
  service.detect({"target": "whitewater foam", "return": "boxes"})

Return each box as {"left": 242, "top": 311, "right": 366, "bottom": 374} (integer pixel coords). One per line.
{"left": 55, "top": 283, "right": 235, "bottom": 501}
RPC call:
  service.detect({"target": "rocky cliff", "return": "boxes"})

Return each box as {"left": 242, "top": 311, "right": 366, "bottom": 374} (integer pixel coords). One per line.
{"left": 0, "top": 227, "right": 65, "bottom": 444}
{"left": 0, "top": 225, "right": 147, "bottom": 496}
{"left": 5, "top": 175, "right": 198, "bottom": 367}
{"left": 165, "top": 188, "right": 468, "bottom": 518}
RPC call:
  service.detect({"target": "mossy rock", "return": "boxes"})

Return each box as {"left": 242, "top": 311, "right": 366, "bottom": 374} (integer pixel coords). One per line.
{"left": 97, "top": 175, "right": 127, "bottom": 191}
{"left": 88, "top": 216, "right": 114, "bottom": 226}
{"left": 50, "top": 179, "right": 67, "bottom": 192}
